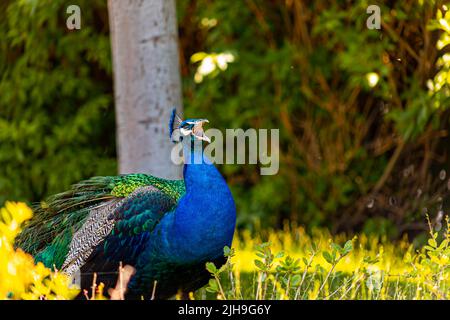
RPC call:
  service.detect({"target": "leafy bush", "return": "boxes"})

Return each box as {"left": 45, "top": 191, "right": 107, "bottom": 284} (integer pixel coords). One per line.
{"left": 199, "top": 219, "right": 450, "bottom": 300}
{"left": 0, "top": 0, "right": 116, "bottom": 204}
{"left": 1, "top": 0, "right": 449, "bottom": 236}
{"left": 178, "top": 0, "right": 450, "bottom": 234}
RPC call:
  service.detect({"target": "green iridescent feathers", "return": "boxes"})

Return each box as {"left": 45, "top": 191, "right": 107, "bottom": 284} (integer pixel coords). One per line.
{"left": 110, "top": 174, "right": 184, "bottom": 199}
{"left": 16, "top": 174, "right": 185, "bottom": 268}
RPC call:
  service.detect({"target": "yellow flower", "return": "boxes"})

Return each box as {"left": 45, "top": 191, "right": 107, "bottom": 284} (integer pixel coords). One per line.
{"left": 0, "top": 201, "right": 79, "bottom": 300}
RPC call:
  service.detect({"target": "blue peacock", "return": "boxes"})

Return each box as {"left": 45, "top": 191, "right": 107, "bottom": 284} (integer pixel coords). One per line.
{"left": 16, "top": 109, "right": 236, "bottom": 299}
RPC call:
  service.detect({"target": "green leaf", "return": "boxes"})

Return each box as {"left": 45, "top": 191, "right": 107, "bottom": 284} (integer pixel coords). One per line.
{"left": 190, "top": 52, "right": 208, "bottom": 63}
{"left": 438, "top": 239, "right": 448, "bottom": 250}
{"left": 291, "top": 275, "right": 301, "bottom": 286}
{"left": 206, "top": 279, "right": 218, "bottom": 292}
{"left": 206, "top": 262, "right": 217, "bottom": 274}
{"left": 343, "top": 240, "right": 353, "bottom": 254}
{"left": 428, "top": 238, "right": 437, "bottom": 248}
{"left": 323, "top": 251, "right": 334, "bottom": 264}
{"left": 331, "top": 243, "right": 342, "bottom": 253}
{"left": 254, "top": 259, "right": 266, "bottom": 270}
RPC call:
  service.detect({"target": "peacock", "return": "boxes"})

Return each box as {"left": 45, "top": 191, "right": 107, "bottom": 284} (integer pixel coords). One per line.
{"left": 16, "top": 109, "right": 236, "bottom": 299}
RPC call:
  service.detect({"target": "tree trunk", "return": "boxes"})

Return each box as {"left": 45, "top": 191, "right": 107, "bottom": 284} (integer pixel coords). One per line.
{"left": 108, "top": 0, "right": 183, "bottom": 179}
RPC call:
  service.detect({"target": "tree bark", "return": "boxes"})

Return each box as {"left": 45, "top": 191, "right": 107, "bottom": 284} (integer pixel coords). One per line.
{"left": 108, "top": 0, "right": 183, "bottom": 179}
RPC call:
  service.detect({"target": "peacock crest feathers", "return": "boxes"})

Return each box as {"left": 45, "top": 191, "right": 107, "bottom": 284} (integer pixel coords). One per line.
{"left": 169, "top": 108, "right": 183, "bottom": 142}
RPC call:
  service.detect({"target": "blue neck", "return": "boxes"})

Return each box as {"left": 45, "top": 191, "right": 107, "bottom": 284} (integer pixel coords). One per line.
{"left": 182, "top": 139, "right": 216, "bottom": 192}
{"left": 171, "top": 138, "right": 236, "bottom": 261}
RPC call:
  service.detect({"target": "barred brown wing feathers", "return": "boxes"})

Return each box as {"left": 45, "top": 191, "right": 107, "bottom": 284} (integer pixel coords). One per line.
{"left": 61, "top": 185, "right": 178, "bottom": 276}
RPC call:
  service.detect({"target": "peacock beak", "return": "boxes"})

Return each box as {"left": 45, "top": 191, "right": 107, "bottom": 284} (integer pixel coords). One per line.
{"left": 200, "top": 133, "right": 211, "bottom": 143}
{"left": 193, "top": 119, "right": 210, "bottom": 143}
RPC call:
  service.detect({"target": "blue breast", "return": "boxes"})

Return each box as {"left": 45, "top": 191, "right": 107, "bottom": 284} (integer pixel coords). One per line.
{"left": 150, "top": 139, "right": 236, "bottom": 263}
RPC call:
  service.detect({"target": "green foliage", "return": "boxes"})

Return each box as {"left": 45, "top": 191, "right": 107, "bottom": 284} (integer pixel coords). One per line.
{"left": 254, "top": 242, "right": 284, "bottom": 273}
{"left": 0, "top": 0, "right": 115, "bottom": 204}
{"left": 178, "top": 0, "right": 450, "bottom": 232}
{"left": 205, "top": 246, "right": 234, "bottom": 298}
{"left": 1, "top": 0, "right": 449, "bottom": 235}
{"left": 200, "top": 224, "right": 450, "bottom": 299}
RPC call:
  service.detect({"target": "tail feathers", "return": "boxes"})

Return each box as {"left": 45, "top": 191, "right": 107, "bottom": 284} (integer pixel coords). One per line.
{"left": 169, "top": 108, "right": 183, "bottom": 142}
{"left": 16, "top": 176, "right": 116, "bottom": 256}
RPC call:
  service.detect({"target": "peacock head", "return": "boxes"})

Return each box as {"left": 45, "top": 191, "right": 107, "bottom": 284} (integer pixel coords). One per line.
{"left": 169, "top": 108, "right": 211, "bottom": 143}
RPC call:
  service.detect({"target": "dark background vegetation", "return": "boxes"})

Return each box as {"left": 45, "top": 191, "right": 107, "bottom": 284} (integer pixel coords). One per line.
{"left": 1, "top": 0, "right": 450, "bottom": 239}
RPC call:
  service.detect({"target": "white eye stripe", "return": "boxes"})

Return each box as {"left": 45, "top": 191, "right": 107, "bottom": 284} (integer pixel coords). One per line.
{"left": 180, "top": 127, "right": 192, "bottom": 136}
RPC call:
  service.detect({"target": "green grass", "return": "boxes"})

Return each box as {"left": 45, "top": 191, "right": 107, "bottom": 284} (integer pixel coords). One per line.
{"left": 193, "top": 218, "right": 450, "bottom": 300}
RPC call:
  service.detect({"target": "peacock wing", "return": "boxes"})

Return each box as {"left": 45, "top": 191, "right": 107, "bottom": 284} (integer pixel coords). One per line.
{"left": 61, "top": 185, "right": 177, "bottom": 276}
{"left": 16, "top": 174, "right": 185, "bottom": 270}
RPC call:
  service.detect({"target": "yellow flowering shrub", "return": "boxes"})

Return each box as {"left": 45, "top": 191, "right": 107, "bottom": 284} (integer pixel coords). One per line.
{"left": 2, "top": 200, "right": 448, "bottom": 300}
{"left": 201, "top": 220, "right": 450, "bottom": 300}
{"left": 0, "top": 202, "right": 79, "bottom": 300}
